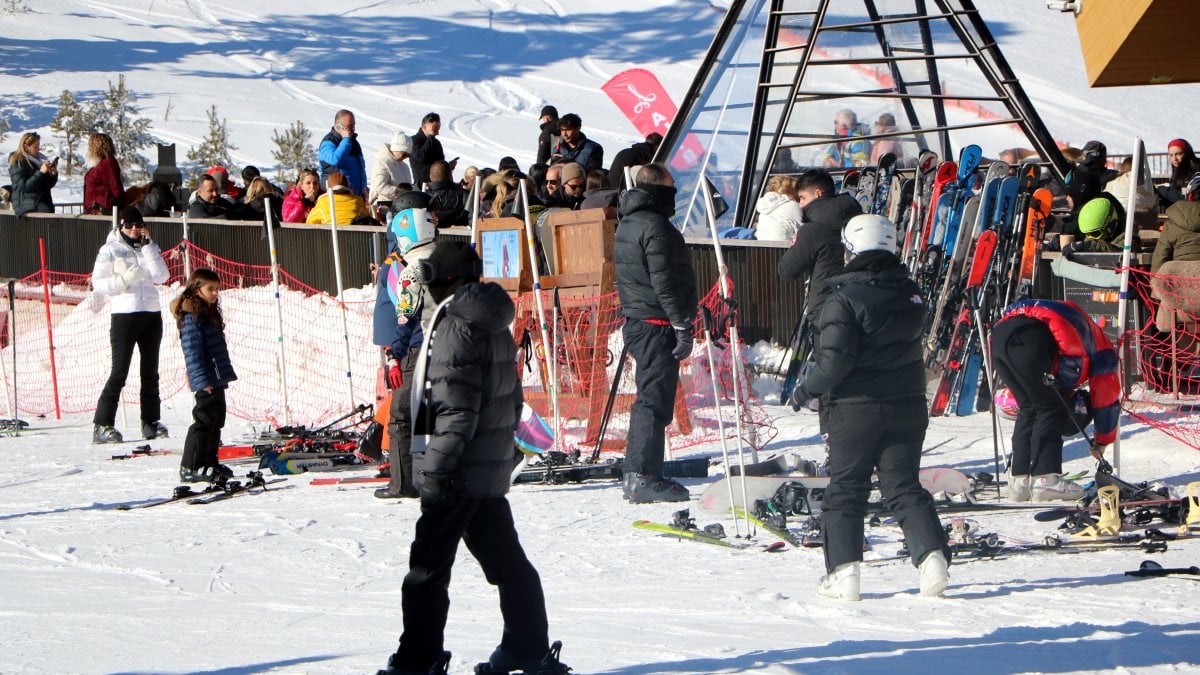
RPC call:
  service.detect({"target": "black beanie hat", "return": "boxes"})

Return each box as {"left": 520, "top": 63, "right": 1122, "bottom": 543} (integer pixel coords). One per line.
{"left": 420, "top": 240, "right": 482, "bottom": 288}
{"left": 119, "top": 206, "right": 145, "bottom": 227}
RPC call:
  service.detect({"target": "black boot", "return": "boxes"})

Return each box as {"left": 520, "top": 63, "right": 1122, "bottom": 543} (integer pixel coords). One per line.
{"left": 626, "top": 474, "right": 689, "bottom": 504}
{"left": 375, "top": 450, "right": 418, "bottom": 499}
{"left": 476, "top": 641, "right": 571, "bottom": 674}
{"left": 377, "top": 650, "right": 451, "bottom": 675}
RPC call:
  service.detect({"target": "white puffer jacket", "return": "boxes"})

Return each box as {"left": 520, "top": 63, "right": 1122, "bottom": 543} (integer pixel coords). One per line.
{"left": 91, "top": 229, "right": 170, "bottom": 314}
{"left": 755, "top": 192, "right": 804, "bottom": 243}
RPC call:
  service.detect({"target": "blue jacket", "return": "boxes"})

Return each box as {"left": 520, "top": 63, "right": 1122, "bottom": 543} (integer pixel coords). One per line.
{"left": 179, "top": 307, "right": 237, "bottom": 392}
{"left": 318, "top": 130, "right": 367, "bottom": 197}
{"left": 554, "top": 133, "right": 605, "bottom": 173}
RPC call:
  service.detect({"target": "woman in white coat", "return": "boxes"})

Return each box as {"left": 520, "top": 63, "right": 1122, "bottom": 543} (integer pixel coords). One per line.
{"left": 755, "top": 174, "right": 804, "bottom": 243}
{"left": 91, "top": 207, "right": 171, "bottom": 443}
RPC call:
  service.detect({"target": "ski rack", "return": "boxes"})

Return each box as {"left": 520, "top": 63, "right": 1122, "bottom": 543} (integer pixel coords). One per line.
{"left": 659, "top": 0, "right": 1070, "bottom": 234}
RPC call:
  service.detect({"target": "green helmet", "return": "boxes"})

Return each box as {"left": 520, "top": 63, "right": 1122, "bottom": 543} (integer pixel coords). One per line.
{"left": 1078, "top": 197, "right": 1116, "bottom": 237}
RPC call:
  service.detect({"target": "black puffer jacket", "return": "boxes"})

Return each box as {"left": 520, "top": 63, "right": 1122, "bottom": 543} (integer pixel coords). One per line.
{"left": 615, "top": 185, "right": 698, "bottom": 327}
{"left": 413, "top": 282, "right": 522, "bottom": 498}
{"left": 804, "top": 250, "right": 927, "bottom": 402}
{"left": 777, "top": 192, "right": 862, "bottom": 320}
{"left": 9, "top": 156, "right": 57, "bottom": 218}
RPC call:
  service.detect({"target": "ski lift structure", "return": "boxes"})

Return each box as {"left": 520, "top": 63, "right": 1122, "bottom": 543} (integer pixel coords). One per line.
{"left": 658, "top": 0, "right": 1072, "bottom": 235}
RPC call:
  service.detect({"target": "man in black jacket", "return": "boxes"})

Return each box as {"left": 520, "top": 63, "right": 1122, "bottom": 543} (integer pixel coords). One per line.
{"left": 426, "top": 160, "right": 469, "bottom": 227}
{"left": 409, "top": 112, "right": 458, "bottom": 188}
{"left": 608, "top": 132, "right": 662, "bottom": 191}
{"left": 790, "top": 214, "right": 950, "bottom": 601}
{"left": 777, "top": 169, "right": 863, "bottom": 323}
{"left": 535, "top": 105, "right": 560, "bottom": 165}
{"left": 378, "top": 241, "right": 569, "bottom": 675}
{"left": 614, "top": 164, "right": 698, "bottom": 503}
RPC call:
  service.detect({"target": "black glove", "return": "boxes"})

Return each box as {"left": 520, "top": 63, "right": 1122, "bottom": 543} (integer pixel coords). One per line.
{"left": 788, "top": 383, "right": 812, "bottom": 412}
{"left": 419, "top": 472, "right": 457, "bottom": 512}
{"left": 671, "top": 325, "right": 693, "bottom": 361}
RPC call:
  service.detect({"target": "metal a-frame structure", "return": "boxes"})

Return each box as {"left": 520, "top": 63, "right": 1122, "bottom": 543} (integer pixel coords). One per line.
{"left": 659, "top": 0, "right": 1070, "bottom": 235}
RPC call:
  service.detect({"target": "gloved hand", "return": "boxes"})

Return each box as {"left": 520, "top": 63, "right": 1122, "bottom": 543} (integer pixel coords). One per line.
{"left": 1089, "top": 441, "right": 1106, "bottom": 461}
{"left": 387, "top": 363, "right": 404, "bottom": 390}
{"left": 788, "top": 383, "right": 812, "bottom": 412}
{"left": 419, "top": 472, "right": 457, "bottom": 512}
{"left": 671, "top": 324, "right": 693, "bottom": 361}
{"left": 120, "top": 263, "right": 144, "bottom": 288}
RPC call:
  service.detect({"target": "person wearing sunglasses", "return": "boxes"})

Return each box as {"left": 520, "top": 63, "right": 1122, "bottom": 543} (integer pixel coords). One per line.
{"left": 90, "top": 207, "right": 171, "bottom": 444}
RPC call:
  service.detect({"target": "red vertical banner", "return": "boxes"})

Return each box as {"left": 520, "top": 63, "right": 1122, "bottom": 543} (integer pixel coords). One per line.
{"left": 601, "top": 68, "right": 706, "bottom": 171}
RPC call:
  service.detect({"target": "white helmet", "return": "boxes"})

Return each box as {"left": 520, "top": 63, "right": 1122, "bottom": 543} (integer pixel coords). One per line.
{"left": 842, "top": 214, "right": 897, "bottom": 256}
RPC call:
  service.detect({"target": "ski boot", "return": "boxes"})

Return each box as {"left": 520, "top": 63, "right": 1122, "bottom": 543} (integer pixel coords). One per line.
{"left": 179, "top": 466, "right": 211, "bottom": 484}
{"left": 93, "top": 425, "right": 124, "bottom": 444}
{"left": 377, "top": 650, "right": 451, "bottom": 675}
{"left": 142, "top": 420, "right": 169, "bottom": 440}
{"left": 209, "top": 464, "right": 235, "bottom": 487}
{"left": 475, "top": 641, "right": 571, "bottom": 674}
{"left": 625, "top": 474, "right": 689, "bottom": 504}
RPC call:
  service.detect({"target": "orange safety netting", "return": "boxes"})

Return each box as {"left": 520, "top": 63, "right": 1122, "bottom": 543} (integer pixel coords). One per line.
{"left": 1124, "top": 266, "right": 1200, "bottom": 451}
{"left": 511, "top": 279, "right": 777, "bottom": 460}
{"left": 2, "top": 243, "right": 777, "bottom": 455}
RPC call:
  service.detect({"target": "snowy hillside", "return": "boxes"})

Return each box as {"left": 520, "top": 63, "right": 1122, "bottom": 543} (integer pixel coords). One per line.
{"left": 4, "top": 2, "right": 1200, "bottom": 674}
{"left": 3, "top": 0, "right": 1199, "bottom": 200}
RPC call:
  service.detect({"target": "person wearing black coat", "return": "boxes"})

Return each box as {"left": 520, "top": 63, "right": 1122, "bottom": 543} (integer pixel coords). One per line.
{"left": 535, "top": 105, "right": 560, "bottom": 165}
{"left": 777, "top": 170, "right": 863, "bottom": 323}
{"left": 608, "top": 132, "right": 662, "bottom": 191}
{"left": 380, "top": 241, "right": 569, "bottom": 675}
{"left": 790, "top": 215, "right": 950, "bottom": 601}
{"left": 8, "top": 131, "right": 58, "bottom": 218}
{"left": 613, "top": 164, "right": 698, "bottom": 504}
{"left": 409, "top": 112, "right": 458, "bottom": 188}
{"left": 426, "top": 160, "right": 470, "bottom": 227}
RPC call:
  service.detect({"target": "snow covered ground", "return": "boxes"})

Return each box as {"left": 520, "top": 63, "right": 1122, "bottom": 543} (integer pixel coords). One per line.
{"left": 5, "top": 1, "right": 1200, "bottom": 673}
{"left": 3, "top": 388, "right": 1200, "bottom": 674}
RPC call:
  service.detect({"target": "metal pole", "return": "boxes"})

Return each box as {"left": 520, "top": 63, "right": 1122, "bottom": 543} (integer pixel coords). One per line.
{"left": 518, "top": 181, "right": 555, "bottom": 433}
{"left": 38, "top": 239, "right": 61, "bottom": 419}
{"left": 1113, "top": 138, "right": 1146, "bottom": 474}
{"left": 327, "top": 189, "right": 357, "bottom": 412}
{"left": 263, "top": 197, "right": 292, "bottom": 426}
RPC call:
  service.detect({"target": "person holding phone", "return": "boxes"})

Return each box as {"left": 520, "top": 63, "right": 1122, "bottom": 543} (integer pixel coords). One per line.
{"left": 318, "top": 109, "right": 367, "bottom": 198}
{"left": 8, "top": 131, "right": 58, "bottom": 218}
{"left": 91, "top": 207, "right": 171, "bottom": 444}
{"left": 409, "top": 112, "right": 457, "bottom": 188}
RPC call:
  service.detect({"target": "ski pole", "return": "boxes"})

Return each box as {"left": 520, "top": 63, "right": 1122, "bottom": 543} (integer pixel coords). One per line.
{"left": 700, "top": 305, "right": 740, "bottom": 537}
{"left": 4, "top": 280, "right": 16, "bottom": 429}
{"left": 1041, "top": 372, "right": 1095, "bottom": 446}
{"left": 590, "top": 343, "right": 628, "bottom": 464}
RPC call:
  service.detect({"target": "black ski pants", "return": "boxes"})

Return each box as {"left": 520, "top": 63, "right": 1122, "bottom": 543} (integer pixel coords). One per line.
{"left": 393, "top": 496, "right": 549, "bottom": 670}
{"left": 180, "top": 388, "right": 226, "bottom": 471}
{"left": 385, "top": 350, "right": 419, "bottom": 496}
{"left": 990, "top": 317, "right": 1067, "bottom": 476}
{"left": 821, "top": 396, "right": 950, "bottom": 571}
{"left": 622, "top": 319, "right": 680, "bottom": 477}
{"left": 94, "top": 311, "right": 162, "bottom": 427}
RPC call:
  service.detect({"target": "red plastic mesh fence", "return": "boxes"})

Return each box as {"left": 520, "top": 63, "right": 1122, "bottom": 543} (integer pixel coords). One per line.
{"left": 512, "top": 278, "right": 777, "bottom": 460}
{"left": 1125, "top": 266, "right": 1200, "bottom": 450}
{"left": 2, "top": 244, "right": 777, "bottom": 453}
{"left": 0, "top": 241, "right": 377, "bottom": 428}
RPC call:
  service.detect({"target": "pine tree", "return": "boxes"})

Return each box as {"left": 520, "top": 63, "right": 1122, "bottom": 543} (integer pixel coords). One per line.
{"left": 186, "top": 104, "right": 237, "bottom": 179}
{"left": 271, "top": 120, "right": 316, "bottom": 182}
{"left": 49, "top": 90, "right": 93, "bottom": 176}
{"left": 0, "top": 116, "right": 8, "bottom": 144}
{"left": 89, "top": 75, "right": 156, "bottom": 183}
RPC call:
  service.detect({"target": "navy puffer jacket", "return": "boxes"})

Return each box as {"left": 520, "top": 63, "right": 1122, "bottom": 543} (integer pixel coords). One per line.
{"left": 178, "top": 300, "right": 238, "bottom": 392}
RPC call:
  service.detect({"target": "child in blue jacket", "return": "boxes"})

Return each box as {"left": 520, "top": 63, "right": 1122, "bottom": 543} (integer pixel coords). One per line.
{"left": 170, "top": 269, "right": 238, "bottom": 484}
